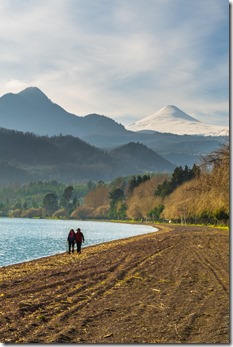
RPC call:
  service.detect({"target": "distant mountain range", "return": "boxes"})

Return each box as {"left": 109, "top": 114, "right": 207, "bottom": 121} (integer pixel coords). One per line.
{"left": 126, "top": 105, "right": 229, "bottom": 136}
{"left": 0, "top": 128, "right": 175, "bottom": 185}
{"left": 0, "top": 87, "right": 128, "bottom": 137}
{"left": 0, "top": 87, "right": 228, "bottom": 175}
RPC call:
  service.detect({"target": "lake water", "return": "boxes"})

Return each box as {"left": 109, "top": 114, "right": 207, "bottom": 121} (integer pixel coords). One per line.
{"left": 0, "top": 218, "right": 157, "bottom": 267}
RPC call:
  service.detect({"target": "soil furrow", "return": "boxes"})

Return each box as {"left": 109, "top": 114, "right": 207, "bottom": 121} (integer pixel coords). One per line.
{"left": 191, "top": 247, "right": 229, "bottom": 294}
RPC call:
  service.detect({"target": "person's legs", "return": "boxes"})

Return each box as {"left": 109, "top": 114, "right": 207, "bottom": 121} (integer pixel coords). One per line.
{"left": 77, "top": 242, "right": 81, "bottom": 253}
{"left": 71, "top": 241, "right": 75, "bottom": 253}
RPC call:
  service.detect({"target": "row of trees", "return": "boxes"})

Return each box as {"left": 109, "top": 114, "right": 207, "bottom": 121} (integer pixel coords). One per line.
{"left": 71, "top": 144, "right": 229, "bottom": 225}
{"left": 162, "top": 144, "right": 229, "bottom": 225}
{"left": 0, "top": 144, "right": 229, "bottom": 226}
{"left": 0, "top": 180, "right": 94, "bottom": 217}
{"left": 155, "top": 165, "right": 199, "bottom": 197}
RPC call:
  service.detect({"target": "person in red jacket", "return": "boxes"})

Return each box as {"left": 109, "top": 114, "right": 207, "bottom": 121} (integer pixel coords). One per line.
{"left": 67, "top": 229, "right": 75, "bottom": 254}
{"left": 75, "top": 228, "right": 85, "bottom": 254}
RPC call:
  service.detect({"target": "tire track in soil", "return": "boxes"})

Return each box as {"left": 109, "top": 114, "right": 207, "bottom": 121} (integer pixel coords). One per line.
{"left": 190, "top": 247, "right": 229, "bottom": 294}
{"left": 157, "top": 234, "right": 229, "bottom": 343}
{"left": 123, "top": 231, "right": 229, "bottom": 344}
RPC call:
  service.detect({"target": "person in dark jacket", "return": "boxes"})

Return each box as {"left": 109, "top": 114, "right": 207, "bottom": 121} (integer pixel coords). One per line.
{"left": 75, "top": 228, "right": 85, "bottom": 254}
{"left": 67, "top": 229, "right": 75, "bottom": 254}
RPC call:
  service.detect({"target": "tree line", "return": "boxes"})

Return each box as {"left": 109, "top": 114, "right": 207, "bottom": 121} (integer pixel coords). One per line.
{"left": 0, "top": 143, "right": 229, "bottom": 226}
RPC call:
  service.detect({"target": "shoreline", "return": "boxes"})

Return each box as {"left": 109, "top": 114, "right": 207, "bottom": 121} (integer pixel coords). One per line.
{"left": 4, "top": 220, "right": 226, "bottom": 270}
{"left": 0, "top": 220, "right": 158, "bottom": 269}
{"left": 0, "top": 226, "right": 162, "bottom": 277}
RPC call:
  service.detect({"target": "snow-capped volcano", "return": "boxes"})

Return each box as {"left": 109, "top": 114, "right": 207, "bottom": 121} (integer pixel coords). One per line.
{"left": 126, "top": 105, "right": 229, "bottom": 136}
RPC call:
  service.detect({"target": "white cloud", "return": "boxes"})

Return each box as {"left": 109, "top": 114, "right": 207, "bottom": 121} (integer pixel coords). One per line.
{"left": 0, "top": 0, "right": 229, "bottom": 126}
{"left": 5, "top": 79, "right": 30, "bottom": 92}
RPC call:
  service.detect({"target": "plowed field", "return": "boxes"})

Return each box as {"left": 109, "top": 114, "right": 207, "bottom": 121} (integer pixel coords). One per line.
{"left": 0, "top": 224, "right": 229, "bottom": 343}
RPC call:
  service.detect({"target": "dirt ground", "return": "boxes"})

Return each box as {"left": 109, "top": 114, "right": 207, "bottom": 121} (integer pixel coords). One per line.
{"left": 0, "top": 224, "right": 229, "bottom": 344}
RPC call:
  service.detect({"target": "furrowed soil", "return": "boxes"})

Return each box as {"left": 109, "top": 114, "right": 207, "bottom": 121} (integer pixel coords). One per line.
{"left": 0, "top": 224, "right": 229, "bottom": 344}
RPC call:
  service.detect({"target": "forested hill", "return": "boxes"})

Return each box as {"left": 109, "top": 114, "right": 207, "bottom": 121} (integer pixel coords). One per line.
{"left": 0, "top": 128, "right": 109, "bottom": 164}
{"left": 110, "top": 142, "right": 174, "bottom": 172}
{"left": 0, "top": 128, "right": 174, "bottom": 185}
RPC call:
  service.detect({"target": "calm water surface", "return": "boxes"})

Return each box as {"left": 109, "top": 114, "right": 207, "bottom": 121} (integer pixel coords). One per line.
{"left": 0, "top": 218, "right": 157, "bottom": 267}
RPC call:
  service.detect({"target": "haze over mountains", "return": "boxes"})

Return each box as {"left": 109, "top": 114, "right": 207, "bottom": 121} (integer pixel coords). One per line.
{"left": 0, "top": 87, "right": 228, "bottom": 184}
{"left": 0, "top": 87, "right": 128, "bottom": 137}
{"left": 0, "top": 128, "right": 175, "bottom": 185}
{"left": 0, "top": 87, "right": 228, "bottom": 138}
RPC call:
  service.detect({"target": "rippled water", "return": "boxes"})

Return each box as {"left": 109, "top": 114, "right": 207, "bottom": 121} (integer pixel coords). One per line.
{"left": 0, "top": 218, "right": 157, "bottom": 267}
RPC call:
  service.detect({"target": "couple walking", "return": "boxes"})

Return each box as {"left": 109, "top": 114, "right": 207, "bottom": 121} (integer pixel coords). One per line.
{"left": 67, "top": 228, "right": 85, "bottom": 254}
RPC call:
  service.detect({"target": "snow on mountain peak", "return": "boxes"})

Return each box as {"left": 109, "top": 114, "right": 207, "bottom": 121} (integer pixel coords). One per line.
{"left": 126, "top": 105, "right": 229, "bottom": 136}
{"left": 158, "top": 105, "right": 200, "bottom": 122}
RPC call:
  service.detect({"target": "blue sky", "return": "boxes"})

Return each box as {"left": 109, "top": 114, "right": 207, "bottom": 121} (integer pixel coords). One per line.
{"left": 0, "top": 0, "right": 229, "bottom": 126}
